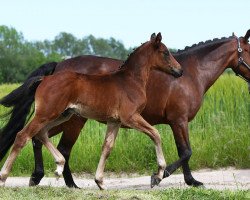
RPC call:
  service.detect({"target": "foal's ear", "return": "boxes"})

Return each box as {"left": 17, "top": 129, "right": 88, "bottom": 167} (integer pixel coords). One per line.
{"left": 154, "top": 32, "right": 162, "bottom": 47}
{"left": 150, "top": 33, "right": 156, "bottom": 41}
{"left": 244, "top": 29, "right": 250, "bottom": 43}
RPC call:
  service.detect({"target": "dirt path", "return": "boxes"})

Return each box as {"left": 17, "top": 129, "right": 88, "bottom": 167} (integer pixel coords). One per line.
{"left": 3, "top": 168, "right": 250, "bottom": 190}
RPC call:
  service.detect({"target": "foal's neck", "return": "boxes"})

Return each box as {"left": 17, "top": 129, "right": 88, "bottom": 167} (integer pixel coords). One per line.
{"left": 123, "top": 48, "right": 152, "bottom": 89}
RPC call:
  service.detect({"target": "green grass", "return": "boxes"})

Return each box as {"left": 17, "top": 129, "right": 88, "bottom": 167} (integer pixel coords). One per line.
{"left": 0, "top": 74, "right": 249, "bottom": 176}
{"left": 0, "top": 187, "right": 248, "bottom": 200}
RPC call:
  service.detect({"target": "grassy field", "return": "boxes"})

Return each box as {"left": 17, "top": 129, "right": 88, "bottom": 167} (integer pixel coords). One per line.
{"left": 0, "top": 187, "right": 248, "bottom": 200}
{"left": 0, "top": 74, "right": 249, "bottom": 176}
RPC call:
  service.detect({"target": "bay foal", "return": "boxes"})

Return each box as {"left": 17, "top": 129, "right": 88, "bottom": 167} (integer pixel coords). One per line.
{"left": 0, "top": 33, "right": 182, "bottom": 189}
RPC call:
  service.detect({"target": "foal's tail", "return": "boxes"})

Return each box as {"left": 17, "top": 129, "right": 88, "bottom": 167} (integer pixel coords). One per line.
{"left": 0, "top": 62, "right": 58, "bottom": 161}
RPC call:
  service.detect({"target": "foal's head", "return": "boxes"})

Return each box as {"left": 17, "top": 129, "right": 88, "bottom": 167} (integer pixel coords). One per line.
{"left": 146, "top": 32, "right": 183, "bottom": 77}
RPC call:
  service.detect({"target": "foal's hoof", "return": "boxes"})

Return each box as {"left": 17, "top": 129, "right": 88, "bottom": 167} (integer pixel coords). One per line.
{"left": 150, "top": 173, "right": 162, "bottom": 188}
{"left": 95, "top": 179, "right": 106, "bottom": 190}
{"left": 54, "top": 170, "right": 62, "bottom": 178}
{"left": 0, "top": 174, "right": 6, "bottom": 187}
{"left": 54, "top": 165, "right": 64, "bottom": 178}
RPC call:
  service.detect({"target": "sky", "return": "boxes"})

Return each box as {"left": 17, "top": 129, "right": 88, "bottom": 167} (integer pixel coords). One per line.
{"left": 0, "top": 0, "right": 249, "bottom": 49}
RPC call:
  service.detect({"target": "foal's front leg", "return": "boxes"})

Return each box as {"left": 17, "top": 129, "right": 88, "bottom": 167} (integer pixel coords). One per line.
{"left": 123, "top": 113, "right": 166, "bottom": 188}
{"left": 95, "top": 122, "right": 120, "bottom": 190}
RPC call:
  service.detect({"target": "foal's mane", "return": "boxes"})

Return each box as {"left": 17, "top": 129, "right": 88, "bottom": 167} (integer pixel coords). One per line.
{"left": 119, "top": 41, "right": 149, "bottom": 69}
{"left": 173, "top": 36, "right": 235, "bottom": 56}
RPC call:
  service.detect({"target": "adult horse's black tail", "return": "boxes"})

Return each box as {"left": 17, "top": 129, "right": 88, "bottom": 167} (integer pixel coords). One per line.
{"left": 0, "top": 62, "right": 58, "bottom": 161}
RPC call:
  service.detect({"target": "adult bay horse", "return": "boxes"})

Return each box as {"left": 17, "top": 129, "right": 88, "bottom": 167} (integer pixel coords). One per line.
{"left": 1, "top": 31, "right": 250, "bottom": 188}
{"left": 0, "top": 33, "right": 183, "bottom": 189}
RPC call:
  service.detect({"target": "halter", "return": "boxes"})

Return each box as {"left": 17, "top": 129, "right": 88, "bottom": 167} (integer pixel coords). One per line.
{"left": 234, "top": 36, "right": 250, "bottom": 83}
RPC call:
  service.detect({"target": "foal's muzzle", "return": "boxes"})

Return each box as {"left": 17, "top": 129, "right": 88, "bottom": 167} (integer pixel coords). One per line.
{"left": 171, "top": 67, "right": 183, "bottom": 78}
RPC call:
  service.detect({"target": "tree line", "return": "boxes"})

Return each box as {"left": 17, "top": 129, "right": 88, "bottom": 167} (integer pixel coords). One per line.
{"left": 0, "top": 26, "right": 131, "bottom": 83}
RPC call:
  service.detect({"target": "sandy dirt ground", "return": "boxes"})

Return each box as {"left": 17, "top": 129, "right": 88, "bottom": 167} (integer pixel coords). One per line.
{"left": 3, "top": 168, "right": 250, "bottom": 190}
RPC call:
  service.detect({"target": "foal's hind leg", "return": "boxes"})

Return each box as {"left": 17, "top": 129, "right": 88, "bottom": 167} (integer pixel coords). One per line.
{"left": 36, "top": 131, "right": 65, "bottom": 178}
{"left": 0, "top": 117, "right": 47, "bottom": 185}
{"left": 95, "top": 122, "right": 120, "bottom": 190}
{"left": 122, "top": 113, "right": 166, "bottom": 188}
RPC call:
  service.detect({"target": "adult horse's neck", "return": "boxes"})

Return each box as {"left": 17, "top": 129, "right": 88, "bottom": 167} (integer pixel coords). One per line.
{"left": 175, "top": 37, "right": 236, "bottom": 94}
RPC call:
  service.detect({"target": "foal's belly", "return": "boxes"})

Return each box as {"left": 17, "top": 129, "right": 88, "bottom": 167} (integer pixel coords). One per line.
{"left": 68, "top": 103, "right": 120, "bottom": 122}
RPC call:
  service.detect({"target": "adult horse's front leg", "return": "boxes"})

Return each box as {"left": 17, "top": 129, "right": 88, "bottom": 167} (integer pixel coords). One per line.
{"left": 123, "top": 113, "right": 166, "bottom": 188}
{"left": 163, "top": 120, "right": 203, "bottom": 187}
{"left": 95, "top": 122, "right": 120, "bottom": 190}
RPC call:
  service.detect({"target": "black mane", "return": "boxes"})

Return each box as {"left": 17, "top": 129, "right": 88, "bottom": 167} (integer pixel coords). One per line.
{"left": 173, "top": 36, "right": 235, "bottom": 56}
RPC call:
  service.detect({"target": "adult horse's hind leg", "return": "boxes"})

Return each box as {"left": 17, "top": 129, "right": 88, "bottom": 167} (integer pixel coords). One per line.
{"left": 95, "top": 122, "right": 120, "bottom": 190}
{"left": 57, "top": 116, "right": 87, "bottom": 188}
{"left": 122, "top": 113, "right": 166, "bottom": 188}
{"left": 29, "top": 138, "right": 45, "bottom": 186}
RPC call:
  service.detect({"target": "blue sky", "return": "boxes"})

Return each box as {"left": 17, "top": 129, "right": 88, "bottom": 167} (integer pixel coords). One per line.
{"left": 0, "top": 0, "right": 249, "bottom": 49}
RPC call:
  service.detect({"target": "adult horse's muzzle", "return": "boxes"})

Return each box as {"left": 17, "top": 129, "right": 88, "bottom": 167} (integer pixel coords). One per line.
{"left": 170, "top": 67, "right": 183, "bottom": 78}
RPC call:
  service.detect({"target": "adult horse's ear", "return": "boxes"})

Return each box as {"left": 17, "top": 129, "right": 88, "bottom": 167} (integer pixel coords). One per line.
{"left": 150, "top": 33, "right": 156, "bottom": 41}
{"left": 244, "top": 29, "right": 250, "bottom": 43}
{"left": 154, "top": 32, "right": 162, "bottom": 47}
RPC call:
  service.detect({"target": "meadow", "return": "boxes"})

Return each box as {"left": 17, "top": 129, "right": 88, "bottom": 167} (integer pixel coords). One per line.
{"left": 0, "top": 187, "right": 248, "bottom": 200}
{"left": 0, "top": 74, "right": 249, "bottom": 176}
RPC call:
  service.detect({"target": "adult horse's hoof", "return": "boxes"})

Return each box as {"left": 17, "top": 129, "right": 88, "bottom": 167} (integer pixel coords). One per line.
{"left": 150, "top": 173, "right": 162, "bottom": 188}
{"left": 66, "top": 182, "right": 81, "bottom": 189}
{"left": 95, "top": 179, "right": 106, "bottom": 190}
{"left": 29, "top": 178, "right": 36, "bottom": 186}
{"left": 185, "top": 177, "right": 204, "bottom": 187}
{"left": 29, "top": 172, "right": 44, "bottom": 186}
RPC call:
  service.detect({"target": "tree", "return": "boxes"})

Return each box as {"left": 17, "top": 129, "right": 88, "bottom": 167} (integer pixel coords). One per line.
{"left": 0, "top": 26, "right": 131, "bottom": 83}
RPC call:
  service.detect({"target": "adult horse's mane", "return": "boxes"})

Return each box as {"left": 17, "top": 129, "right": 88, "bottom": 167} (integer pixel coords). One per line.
{"left": 173, "top": 36, "right": 235, "bottom": 56}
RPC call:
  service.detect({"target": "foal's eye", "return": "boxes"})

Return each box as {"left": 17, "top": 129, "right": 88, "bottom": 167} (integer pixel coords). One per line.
{"left": 163, "top": 51, "right": 169, "bottom": 56}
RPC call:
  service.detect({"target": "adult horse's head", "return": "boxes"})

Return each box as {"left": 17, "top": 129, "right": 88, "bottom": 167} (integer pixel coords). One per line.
{"left": 231, "top": 30, "right": 250, "bottom": 86}
{"left": 148, "top": 33, "right": 183, "bottom": 77}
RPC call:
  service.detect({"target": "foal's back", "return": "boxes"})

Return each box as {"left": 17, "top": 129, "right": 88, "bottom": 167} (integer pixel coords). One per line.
{"left": 36, "top": 71, "right": 128, "bottom": 121}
